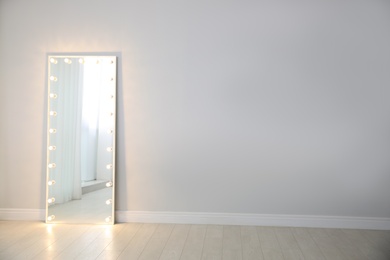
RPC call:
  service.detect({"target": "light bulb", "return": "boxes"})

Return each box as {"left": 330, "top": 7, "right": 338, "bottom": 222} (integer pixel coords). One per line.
{"left": 105, "top": 216, "right": 111, "bottom": 223}
{"left": 47, "top": 215, "right": 55, "bottom": 221}
{"left": 49, "top": 76, "right": 57, "bottom": 81}
{"left": 49, "top": 128, "right": 57, "bottom": 134}
{"left": 107, "top": 129, "right": 113, "bottom": 134}
{"left": 48, "top": 163, "right": 56, "bottom": 168}
{"left": 49, "top": 93, "right": 57, "bottom": 99}
{"left": 48, "top": 197, "right": 55, "bottom": 203}
{"left": 106, "top": 164, "right": 113, "bottom": 170}
{"left": 105, "top": 199, "right": 112, "bottom": 205}
{"left": 106, "top": 181, "right": 113, "bottom": 187}
{"left": 48, "top": 180, "right": 56, "bottom": 185}
{"left": 50, "top": 58, "right": 58, "bottom": 64}
{"left": 48, "top": 146, "right": 56, "bottom": 150}
{"left": 49, "top": 111, "right": 57, "bottom": 116}
{"left": 107, "top": 147, "right": 113, "bottom": 152}
{"left": 64, "top": 58, "right": 72, "bottom": 64}
{"left": 79, "top": 58, "right": 84, "bottom": 64}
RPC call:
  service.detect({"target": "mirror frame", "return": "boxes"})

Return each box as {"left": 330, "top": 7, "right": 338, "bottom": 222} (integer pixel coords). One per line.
{"left": 45, "top": 55, "right": 117, "bottom": 225}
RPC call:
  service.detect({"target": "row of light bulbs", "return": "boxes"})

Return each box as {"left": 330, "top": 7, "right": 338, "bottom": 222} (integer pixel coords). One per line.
{"left": 47, "top": 57, "right": 115, "bottom": 223}
{"left": 50, "top": 57, "right": 115, "bottom": 65}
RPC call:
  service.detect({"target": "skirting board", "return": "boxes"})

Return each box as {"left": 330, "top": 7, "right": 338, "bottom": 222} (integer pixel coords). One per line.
{"left": 115, "top": 211, "right": 390, "bottom": 230}
{"left": 0, "top": 208, "right": 45, "bottom": 221}
{"left": 1, "top": 208, "right": 389, "bottom": 230}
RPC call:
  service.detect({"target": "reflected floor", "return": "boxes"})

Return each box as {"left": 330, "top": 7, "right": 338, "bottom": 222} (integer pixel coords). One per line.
{"left": 48, "top": 188, "right": 112, "bottom": 224}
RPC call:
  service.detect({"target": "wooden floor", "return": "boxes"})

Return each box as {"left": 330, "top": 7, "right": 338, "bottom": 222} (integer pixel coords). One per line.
{"left": 0, "top": 221, "right": 389, "bottom": 259}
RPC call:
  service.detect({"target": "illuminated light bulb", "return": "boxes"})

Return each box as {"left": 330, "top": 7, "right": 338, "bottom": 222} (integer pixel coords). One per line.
{"left": 49, "top": 111, "right": 57, "bottom": 116}
{"left": 106, "top": 164, "right": 113, "bottom": 170}
{"left": 47, "top": 215, "right": 55, "bottom": 221}
{"left": 48, "top": 180, "right": 56, "bottom": 185}
{"left": 105, "top": 199, "right": 112, "bottom": 205}
{"left": 105, "top": 216, "right": 111, "bottom": 223}
{"left": 48, "top": 197, "right": 55, "bottom": 203}
{"left": 49, "top": 93, "right": 57, "bottom": 99}
{"left": 49, "top": 128, "right": 57, "bottom": 134}
{"left": 50, "top": 58, "right": 58, "bottom": 64}
{"left": 107, "top": 147, "right": 113, "bottom": 152}
{"left": 48, "top": 146, "right": 56, "bottom": 151}
{"left": 48, "top": 163, "right": 56, "bottom": 168}
{"left": 107, "top": 129, "right": 113, "bottom": 134}
{"left": 49, "top": 76, "right": 57, "bottom": 81}
{"left": 64, "top": 58, "right": 72, "bottom": 64}
{"left": 79, "top": 58, "right": 84, "bottom": 64}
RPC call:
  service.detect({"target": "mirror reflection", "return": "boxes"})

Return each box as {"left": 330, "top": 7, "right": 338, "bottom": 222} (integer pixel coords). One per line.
{"left": 46, "top": 56, "right": 117, "bottom": 224}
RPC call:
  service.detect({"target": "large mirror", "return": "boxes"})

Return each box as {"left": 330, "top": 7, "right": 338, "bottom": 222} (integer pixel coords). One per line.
{"left": 46, "top": 55, "right": 117, "bottom": 224}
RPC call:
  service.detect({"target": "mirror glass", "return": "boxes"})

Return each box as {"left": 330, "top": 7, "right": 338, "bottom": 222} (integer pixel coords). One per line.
{"left": 46, "top": 55, "right": 117, "bottom": 224}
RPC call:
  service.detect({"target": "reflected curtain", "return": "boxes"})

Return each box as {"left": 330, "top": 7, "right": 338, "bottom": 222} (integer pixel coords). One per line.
{"left": 52, "top": 62, "right": 83, "bottom": 203}
{"left": 81, "top": 64, "right": 100, "bottom": 182}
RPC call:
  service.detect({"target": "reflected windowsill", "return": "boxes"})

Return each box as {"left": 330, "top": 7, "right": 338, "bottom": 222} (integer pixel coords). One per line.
{"left": 81, "top": 179, "right": 107, "bottom": 194}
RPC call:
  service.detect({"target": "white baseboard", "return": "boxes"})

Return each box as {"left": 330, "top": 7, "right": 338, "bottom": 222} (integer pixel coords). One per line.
{"left": 115, "top": 211, "right": 390, "bottom": 230}
{"left": 1, "top": 208, "right": 389, "bottom": 230}
{"left": 0, "top": 208, "right": 45, "bottom": 221}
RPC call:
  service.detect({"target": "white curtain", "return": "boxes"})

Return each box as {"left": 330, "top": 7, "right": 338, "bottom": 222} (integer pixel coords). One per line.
{"left": 49, "top": 58, "right": 103, "bottom": 204}
{"left": 81, "top": 63, "right": 101, "bottom": 182}
{"left": 51, "top": 61, "right": 83, "bottom": 203}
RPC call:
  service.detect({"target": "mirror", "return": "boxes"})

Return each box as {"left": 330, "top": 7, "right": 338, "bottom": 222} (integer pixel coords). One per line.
{"left": 46, "top": 55, "right": 117, "bottom": 224}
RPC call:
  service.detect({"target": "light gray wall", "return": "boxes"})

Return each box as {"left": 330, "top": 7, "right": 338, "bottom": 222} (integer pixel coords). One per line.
{"left": 1, "top": 0, "right": 390, "bottom": 218}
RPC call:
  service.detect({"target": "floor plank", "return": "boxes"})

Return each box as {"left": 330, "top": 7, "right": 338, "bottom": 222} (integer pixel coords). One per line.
{"left": 240, "top": 226, "right": 264, "bottom": 260}
{"left": 180, "top": 225, "right": 207, "bottom": 260}
{"left": 32, "top": 225, "right": 90, "bottom": 259}
{"left": 117, "top": 223, "right": 158, "bottom": 259}
{"left": 342, "top": 229, "right": 389, "bottom": 260}
{"left": 159, "top": 224, "right": 191, "bottom": 260}
{"left": 326, "top": 229, "right": 367, "bottom": 260}
{"left": 257, "top": 227, "right": 284, "bottom": 260}
{"left": 361, "top": 230, "right": 390, "bottom": 259}
{"left": 308, "top": 228, "right": 346, "bottom": 260}
{"left": 201, "top": 225, "right": 223, "bottom": 260}
{"left": 139, "top": 224, "right": 174, "bottom": 260}
{"left": 104, "top": 223, "right": 142, "bottom": 251}
{"left": 291, "top": 227, "right": 325, "bottom": 260}
{"left": 223, "top": 225, "right": 243, "bottom": 260}
{"left": 274, "top": 227, "right": 304, "bottom": 260}
{"left": 54, "top": 226, "right": 106, "bottom": 260}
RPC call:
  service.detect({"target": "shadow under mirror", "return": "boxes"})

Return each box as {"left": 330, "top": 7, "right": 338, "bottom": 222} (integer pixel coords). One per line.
{"left": 46, "top": 55, "right": 117, "bottom": 224}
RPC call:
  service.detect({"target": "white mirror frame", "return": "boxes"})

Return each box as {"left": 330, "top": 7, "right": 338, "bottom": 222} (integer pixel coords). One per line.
{"left": 45, "top": 55, "right": 117, "bottom": 224}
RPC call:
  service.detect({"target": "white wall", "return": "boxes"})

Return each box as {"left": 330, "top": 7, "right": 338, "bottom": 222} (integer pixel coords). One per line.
{"left": 1, "top": 0, "right": 390, "bottom": 219}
